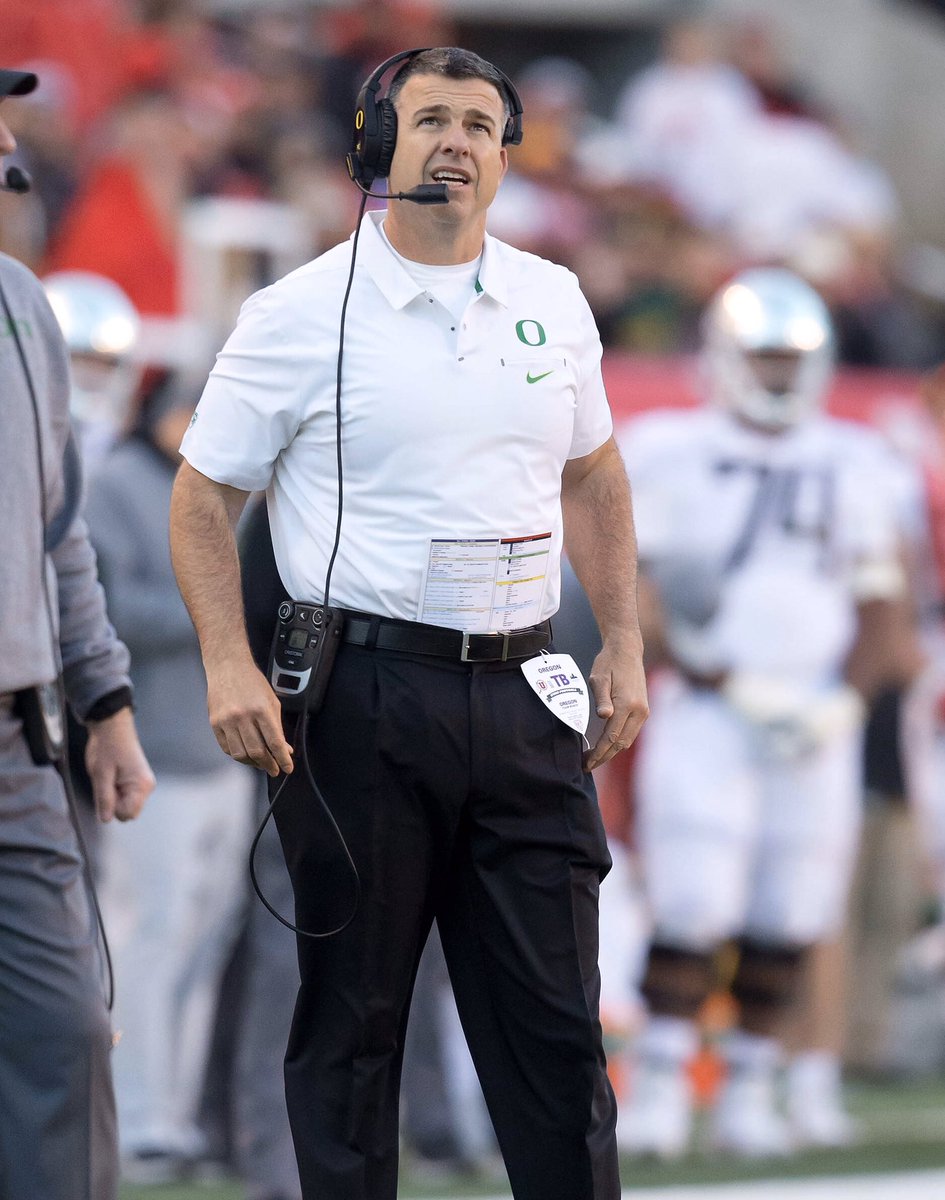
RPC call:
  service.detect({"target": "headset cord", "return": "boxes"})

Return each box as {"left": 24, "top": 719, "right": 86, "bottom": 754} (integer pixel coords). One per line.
{"left": 247, "top": 193, "right": 369, "bottom": 936}
{"left": 247, "top": 695, "right": 361, "bottom": 939}
{"left": 322, "top": 189, "right": 367, "bottom": 605}
{"left": 0, "top": 276, "right": 116, "bottom": 1010}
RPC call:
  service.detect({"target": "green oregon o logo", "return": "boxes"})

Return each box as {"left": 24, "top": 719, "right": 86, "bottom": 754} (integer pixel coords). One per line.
{"left": 515, "top": 319, "right": 547, "bottom": 347}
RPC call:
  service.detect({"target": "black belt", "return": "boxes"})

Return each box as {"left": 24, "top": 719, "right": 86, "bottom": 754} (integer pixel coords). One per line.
{"left": 339, "top": 611, "right": 552, "bottom": 663}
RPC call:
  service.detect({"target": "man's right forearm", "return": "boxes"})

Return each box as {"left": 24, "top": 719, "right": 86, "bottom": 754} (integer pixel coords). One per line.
{"left": 170, "top": 462, "right": 294, "bottom": 777}
{"left": 169, "top": 460, "right": 252, "bottom": 670}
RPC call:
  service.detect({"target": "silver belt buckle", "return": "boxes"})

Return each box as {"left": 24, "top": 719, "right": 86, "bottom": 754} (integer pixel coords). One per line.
{"left": 460, "top": 631, "right": 510, "bottom": 662}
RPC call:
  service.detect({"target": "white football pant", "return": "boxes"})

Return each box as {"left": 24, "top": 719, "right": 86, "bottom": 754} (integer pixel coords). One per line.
{"left": 636, "top": 677, "right": 863, "bottom": 949}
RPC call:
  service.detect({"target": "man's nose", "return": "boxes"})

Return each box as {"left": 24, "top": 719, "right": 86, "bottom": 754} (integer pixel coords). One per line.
{"left": 440, "top": 121, "right": 471, "bottom": 155}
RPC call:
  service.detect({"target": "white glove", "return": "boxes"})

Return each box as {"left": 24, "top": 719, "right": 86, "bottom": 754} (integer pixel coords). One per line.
{"left": 722, "top": 674, "right": 865, "bottom": 762}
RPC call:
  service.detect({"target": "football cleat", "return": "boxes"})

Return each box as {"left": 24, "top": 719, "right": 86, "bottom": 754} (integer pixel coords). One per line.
{"left": 617, "top": 1060, "right": 693, "bottom": 1159}
{"left": 712, "top": 1069, "right": 793, "bottom": 1157}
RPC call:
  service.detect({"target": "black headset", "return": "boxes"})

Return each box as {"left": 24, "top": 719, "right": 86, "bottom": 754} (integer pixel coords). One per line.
{"left": 346, "top": 47, "right": 524, "bottom": 189}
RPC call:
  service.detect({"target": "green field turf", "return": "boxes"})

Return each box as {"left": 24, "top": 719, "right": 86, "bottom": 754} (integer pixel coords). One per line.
{"left": 118, "top": 1076, "right": 945, "bottom": 1200}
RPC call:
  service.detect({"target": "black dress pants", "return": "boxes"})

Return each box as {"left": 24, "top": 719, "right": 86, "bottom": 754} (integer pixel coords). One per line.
{"left": 273, "top": 642, "right": 619, "bottom": 1200}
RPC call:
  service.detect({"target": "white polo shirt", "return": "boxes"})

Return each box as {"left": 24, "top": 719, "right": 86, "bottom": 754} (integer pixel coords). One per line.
{"left": 181, "top": 210, "right": 612, "bottom": 627}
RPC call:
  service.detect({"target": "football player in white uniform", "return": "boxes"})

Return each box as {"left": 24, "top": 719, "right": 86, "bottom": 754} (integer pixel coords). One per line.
{"left": 619, "top": 268, "right": 907, "bottom": 1158}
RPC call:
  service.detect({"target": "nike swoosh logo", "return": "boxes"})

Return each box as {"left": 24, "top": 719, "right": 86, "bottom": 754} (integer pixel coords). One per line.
{"left": 526, "top": 370, "right": 554, "bottom": 384}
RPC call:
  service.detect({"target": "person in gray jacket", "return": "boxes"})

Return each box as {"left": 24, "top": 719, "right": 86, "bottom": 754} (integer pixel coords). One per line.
{"left": 0, "top": 68, "right": 154, "bottom": 1200}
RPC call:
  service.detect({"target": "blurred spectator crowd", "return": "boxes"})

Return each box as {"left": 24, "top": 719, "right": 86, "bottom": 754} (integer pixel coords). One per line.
{"left": 5, "top": 0, "right": 945, "bottom": 381}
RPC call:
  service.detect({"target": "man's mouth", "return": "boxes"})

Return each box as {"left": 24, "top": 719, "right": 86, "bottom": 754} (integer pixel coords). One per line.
{"left": 431, "top": 169, "right": 471, "bottom": 187}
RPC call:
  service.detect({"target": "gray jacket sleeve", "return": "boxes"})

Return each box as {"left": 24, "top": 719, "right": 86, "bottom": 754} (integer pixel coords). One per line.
{"left": 0, "top": 252, "right": 131, "bottom": 716}
{"left": 52, "top": 510, "right": 132, "bottom": 720}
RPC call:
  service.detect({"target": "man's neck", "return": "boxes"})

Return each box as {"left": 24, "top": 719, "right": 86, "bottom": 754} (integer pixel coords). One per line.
{"left": 383, "top": 209, "right": 485, "bottom": 266}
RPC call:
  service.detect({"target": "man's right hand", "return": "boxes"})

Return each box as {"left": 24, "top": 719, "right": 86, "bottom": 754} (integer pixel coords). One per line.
{"left": 169, "top": 464, "right": 293, "bottom": 776}
{"left": 206, "top": 657, "right": 294, "bottom": 777}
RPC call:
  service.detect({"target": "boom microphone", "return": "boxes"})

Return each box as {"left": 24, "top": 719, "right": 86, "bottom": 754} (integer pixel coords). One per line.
{"left": 353, "top": 180, "right": 449, "bottom": 205}
{"left": 1, "top": 165, "right": 31, "bottom": 194}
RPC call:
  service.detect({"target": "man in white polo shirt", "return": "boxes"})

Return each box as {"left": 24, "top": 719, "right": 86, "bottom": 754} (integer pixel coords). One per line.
{"left": 170, "top": 47, "right": 647, "bottom": 1200}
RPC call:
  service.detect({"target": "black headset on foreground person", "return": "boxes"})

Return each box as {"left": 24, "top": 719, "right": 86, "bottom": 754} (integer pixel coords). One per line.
{"left": 345, "top": 46, "right": 524, "bottom": 202}
{"left": 251, "top": 47, "right": 526, "bottom": 939}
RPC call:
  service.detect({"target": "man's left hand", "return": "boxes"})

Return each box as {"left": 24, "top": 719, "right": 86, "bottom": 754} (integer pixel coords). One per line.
{"left": 585, "top": 637, "right": 649, "bottom": 770}
{"left": 85, "top": 707, "right": 156, "bottom": 822}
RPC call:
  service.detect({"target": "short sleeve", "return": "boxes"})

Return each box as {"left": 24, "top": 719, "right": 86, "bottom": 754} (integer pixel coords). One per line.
{"left": 567, "top": 278, "right": 613, "bottom": 460}
{"left": 180, "top": 286, "right": 311, "bottom": 493}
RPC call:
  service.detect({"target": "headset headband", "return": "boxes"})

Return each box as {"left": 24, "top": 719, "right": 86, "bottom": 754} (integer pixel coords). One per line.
{"left": 346, "top": 47, "right": 524, "bottom": 188}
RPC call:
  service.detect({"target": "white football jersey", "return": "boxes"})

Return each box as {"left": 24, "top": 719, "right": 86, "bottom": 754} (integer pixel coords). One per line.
{"left": 621, "top": 409, "right": 901, "bottom": 686}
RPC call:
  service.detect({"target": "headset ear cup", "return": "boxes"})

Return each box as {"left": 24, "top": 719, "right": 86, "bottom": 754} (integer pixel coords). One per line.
{"left": 373, "top": 98, "right": 398, "bottom": 179}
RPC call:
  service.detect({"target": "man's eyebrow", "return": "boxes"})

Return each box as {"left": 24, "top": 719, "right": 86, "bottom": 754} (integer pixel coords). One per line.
{"left": 412, "top": 103, "right": 498, "bottom": 127}
{"left": 464, "top": 108, "right": 498, "bottom": 127}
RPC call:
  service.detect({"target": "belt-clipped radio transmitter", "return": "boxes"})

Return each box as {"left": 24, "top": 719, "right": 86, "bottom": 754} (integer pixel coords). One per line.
{"left": 269, "top": 602, "right": 345, "bottom": 713}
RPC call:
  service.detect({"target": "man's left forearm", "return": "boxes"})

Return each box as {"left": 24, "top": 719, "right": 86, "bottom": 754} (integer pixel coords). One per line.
{"left": 561, "top": 436, "right": 648, "bottom": 768}
{"left": 561, "top": 436, "right": 642, "bottom": 645}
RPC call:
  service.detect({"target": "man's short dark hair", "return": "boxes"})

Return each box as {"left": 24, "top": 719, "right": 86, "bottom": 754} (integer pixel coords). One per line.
{"left": 387, "top": 48, "right": 512, "bottom": 128}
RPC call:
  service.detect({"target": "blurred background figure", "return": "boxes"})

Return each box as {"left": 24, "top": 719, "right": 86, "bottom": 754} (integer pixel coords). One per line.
{"left": 85, "top": 381, "right": 256, "bottom": 1184}
{"left": 44, "top": 87, "right": 197, "bottom": 324}
{"left": 613, "top": 17, "right": 761, "bottom": 234}
{"left": 486, "top": 55, "right": 596, "bottom": 264}
{"left": 43, "top": 269, "right": 141, "bottom": 472}
{"left": 616, "top": 268, "right": 911, "bottom": 1159}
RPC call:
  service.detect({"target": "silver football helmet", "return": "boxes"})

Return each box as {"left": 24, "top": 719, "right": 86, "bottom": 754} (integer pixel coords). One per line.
{"left": 43, "top": 270, "right": 141, "bottom": 464}
{"left": 701, "top": 267, "right": 834, "bottom": 431}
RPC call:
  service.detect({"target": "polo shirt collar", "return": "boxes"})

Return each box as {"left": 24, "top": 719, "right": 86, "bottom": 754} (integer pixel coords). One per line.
{"left": 357, "top": 211, "right": 510, "bottom": 310}
{"left": 359, "top": 212, "right": 425, "bottom": 311}
{"left": 475, "top": 232, "right": 510, "bottom": 308}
